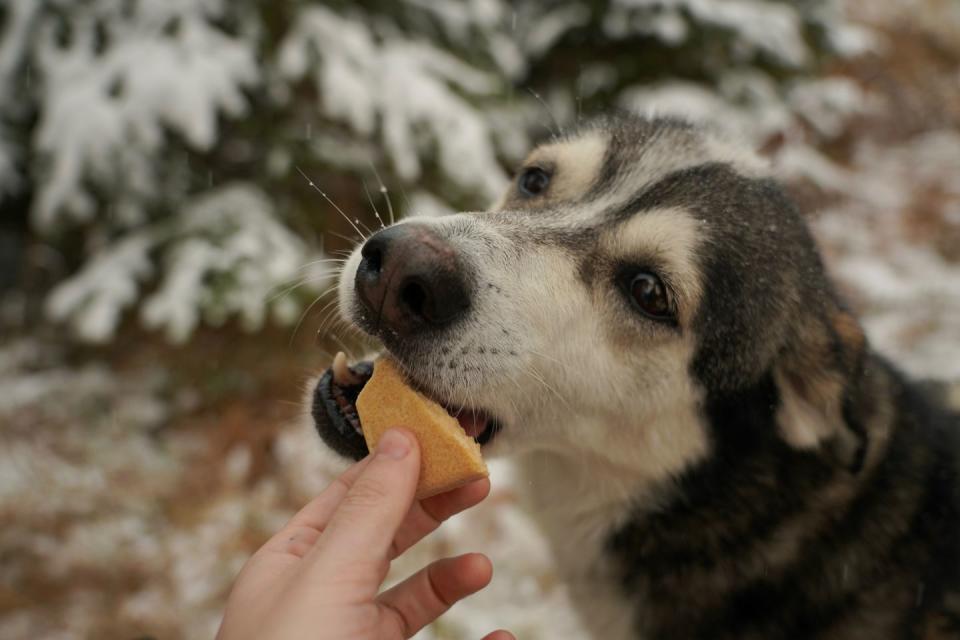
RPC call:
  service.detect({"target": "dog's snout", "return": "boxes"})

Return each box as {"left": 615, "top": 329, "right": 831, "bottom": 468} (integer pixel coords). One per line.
{"left": 355, "top": 224, "right": 470, "bottom": 336}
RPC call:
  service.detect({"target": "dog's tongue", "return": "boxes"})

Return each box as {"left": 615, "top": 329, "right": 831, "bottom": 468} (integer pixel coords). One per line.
{"left": 455, "top": 411, "right": 488, "bottom": 439}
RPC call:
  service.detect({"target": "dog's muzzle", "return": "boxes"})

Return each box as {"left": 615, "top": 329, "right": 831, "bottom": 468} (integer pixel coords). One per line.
{"left": 311, "top": 222, "right": 502, "bottom": 461}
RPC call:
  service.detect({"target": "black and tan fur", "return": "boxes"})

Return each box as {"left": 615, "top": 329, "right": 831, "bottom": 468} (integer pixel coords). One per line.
{"left": 310, "top": 114, "right": 960, "bottom": 639}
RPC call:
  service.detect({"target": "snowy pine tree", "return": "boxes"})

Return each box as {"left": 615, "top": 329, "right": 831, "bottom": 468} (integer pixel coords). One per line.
{"left": 0, "top": 0, "right": 870, "bottom": 343}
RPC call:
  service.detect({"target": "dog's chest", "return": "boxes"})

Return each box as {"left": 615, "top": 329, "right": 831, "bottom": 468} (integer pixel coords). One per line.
{"left": 517, "top": 450, "right": 647, "bottom": 640}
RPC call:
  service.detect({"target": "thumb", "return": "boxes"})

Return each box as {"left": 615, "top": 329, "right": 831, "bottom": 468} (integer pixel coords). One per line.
{"left": 309, "top": 428, "right": 421, "bottom": 568}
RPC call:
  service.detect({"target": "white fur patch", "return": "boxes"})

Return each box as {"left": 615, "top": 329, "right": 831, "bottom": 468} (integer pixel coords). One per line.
{"left": 518, "top": 449, "right": 649, "bottom": 640}
{"left": 533, "top": 130, "right": 609, "bottom": 201}
{"left": 775, "top": 370, "right": 839, "bottom": 450}
{"left": 490, "top": 130, "right": 609, "bottom": 211}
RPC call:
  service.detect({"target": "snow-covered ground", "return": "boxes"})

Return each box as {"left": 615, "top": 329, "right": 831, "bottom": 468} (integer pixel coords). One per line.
{"left": 0, "top": 336, "right": 588, "bottom": 639}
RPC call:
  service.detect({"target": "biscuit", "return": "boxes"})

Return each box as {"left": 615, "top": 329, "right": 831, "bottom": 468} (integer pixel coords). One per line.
{"left": 356, "top": 358, "right": 488, "bottom": 499}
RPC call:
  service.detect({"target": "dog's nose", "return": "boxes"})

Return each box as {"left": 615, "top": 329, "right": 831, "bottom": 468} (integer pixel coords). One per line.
{"left": 355, "top": 224, "right": 470, "bottom": 336}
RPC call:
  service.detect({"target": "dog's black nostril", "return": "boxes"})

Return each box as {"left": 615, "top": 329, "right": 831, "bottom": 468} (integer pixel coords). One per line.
{"left": 361, "top": 245, "right": 383, "bottom": 274}
{"left": 400, "top": 279, "right": 428, "bottom": 319}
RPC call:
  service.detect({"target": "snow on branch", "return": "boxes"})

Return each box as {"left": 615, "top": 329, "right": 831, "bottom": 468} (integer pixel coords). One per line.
{"left": 46, "top": 231, "right": 156, "bottom": 343}
{"left": 49, "top": 185, "right": 318, "bottom": 344}
{"left": 31, "top": 0, "right": 258, "bottom": 230}
{"left": 142, "top": 184, "right": 315, "bottom": 343}
{"left": 278, "top": 5, "right": 508, "bottom": 200}
{"left": 605, "top": 0, "right": 810, "bottom": 66}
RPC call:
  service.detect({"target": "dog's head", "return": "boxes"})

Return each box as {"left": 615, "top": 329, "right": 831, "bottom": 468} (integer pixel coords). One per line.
{"left": 312, "top": 114, "right": 869, "bottom": 489}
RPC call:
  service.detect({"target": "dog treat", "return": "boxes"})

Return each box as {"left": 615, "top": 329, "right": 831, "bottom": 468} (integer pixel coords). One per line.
{"left": 356, "top": 358, "right": 488, "bottom": 499}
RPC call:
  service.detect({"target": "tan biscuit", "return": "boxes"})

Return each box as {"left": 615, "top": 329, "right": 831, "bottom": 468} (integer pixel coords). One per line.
{"left": 356, "top": 358, "right": 488, "bottom": 499}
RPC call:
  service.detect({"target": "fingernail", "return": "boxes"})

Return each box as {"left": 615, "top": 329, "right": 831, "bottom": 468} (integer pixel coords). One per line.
{"left": 377, "top": 428, "right": 411, "bottom": 460}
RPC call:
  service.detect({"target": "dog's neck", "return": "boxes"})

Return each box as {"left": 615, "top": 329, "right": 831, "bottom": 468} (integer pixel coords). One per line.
{"left": 516, "top": 445, "right": 655, "bottom": 640}
{"left": 513, "top": 399, "right": 707, "bottom": 640}
{"left": 515, "top": 372, "right": 865, "bottom": 639}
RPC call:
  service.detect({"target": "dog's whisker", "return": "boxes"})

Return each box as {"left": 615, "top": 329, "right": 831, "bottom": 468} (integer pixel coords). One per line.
{"left": 269, "top": 261, "right": 345, "bottom": 304}
{"left": 268, "top": 276, "right": 309, "bottom": 304}
{"left": 327, "top": 230, "right": 363, "bottom": 247}
{"left": 294, "top": 257, "right": 350, "bottom": 273}
{"left": 269, "top": 273, "right": 339, "bottom": 305}
{"left": 296, "top": 166, "right": 368, "bottom": 241}
{"left": 527, "top": 347, "right": 574, "bottom": 375}
{"left": 328, "top": 332, "right": 358, "bottom": 363}
{"left": 323, "top": 317, "right": 355, "bottom": 345}
{"left": 523, "top": 364, "right": 573, "bottom": 412}
{"left": 519, "top": 366, "right": 555, "bottom": 400}
{"left": 289, "top": 288, "right": 339, "bottom": 347}
{"left": 527, "top": 87, "right": 563, "bottom": 141}
{"left": 311, "top": 283, "right": 341, "bottom": 301}
{"left": 312, "top": 344, "right": 335, "bottom": 361}
{"left": 314, "top": 297, "right": 347, "bottom": 339}
{"left": 362, "top": 179, "right": 387, "bottom": 230}
{"left": 318, "top": 306, "right": 356, "bottom": 345}
{"left": 460, "top": 368, "right": 479, "bottom": 421}
{"left": 502, "top": 368, "right": 525, "bottom": 426}
{"left": 367, "top": 160, "right": 396, "bottom": 226}
{"left": 314, "top": 310, "right": 342, "bottom": 343}
{"left": 354, "top": 216, "right": 375, "bottom": 238}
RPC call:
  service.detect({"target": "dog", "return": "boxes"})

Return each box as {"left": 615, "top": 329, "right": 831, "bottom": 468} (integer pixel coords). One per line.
{"left": 309, "top": 114, "right": 960, "bottom": 639}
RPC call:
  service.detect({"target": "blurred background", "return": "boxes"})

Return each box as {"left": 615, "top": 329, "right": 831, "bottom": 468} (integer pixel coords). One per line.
{"left": 1, "top": 0, "right": 958, "bottom": 638}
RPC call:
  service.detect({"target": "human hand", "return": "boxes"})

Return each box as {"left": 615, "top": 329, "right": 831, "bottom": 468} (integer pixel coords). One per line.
{"left": 216, "top": 428, "right": 513, "bottom": 640}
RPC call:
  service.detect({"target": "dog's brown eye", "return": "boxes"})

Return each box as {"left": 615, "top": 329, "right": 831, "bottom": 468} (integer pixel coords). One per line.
{"left": 629, "top": 272, "right": 672, "bottom": 320}
{"left": 518, "top": 167, "right": 550, "bottom": 197}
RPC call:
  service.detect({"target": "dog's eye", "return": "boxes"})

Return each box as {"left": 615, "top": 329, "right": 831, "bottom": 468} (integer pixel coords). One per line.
{"left": 518, "top": 167, "right": 551, "bottom": 197}
{"left": 628, "top": 272, "right": 673, "bottom": 321}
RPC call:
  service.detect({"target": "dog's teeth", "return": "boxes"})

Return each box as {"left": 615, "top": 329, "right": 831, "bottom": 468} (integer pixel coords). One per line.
{"left": 332, "top": 351, "right": 348, "bottom": 384}
{"left": 332, "top": 351, "right": 362, "bottom": 386}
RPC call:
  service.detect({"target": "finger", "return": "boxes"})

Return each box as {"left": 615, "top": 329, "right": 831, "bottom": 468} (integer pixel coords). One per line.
{"left": 389, "top": 477, "right": 491, "bottom": 559}
{"left": 309, "top": 428, "right": 421, "bottom": 567}
{"left": 286, "top": 455, "right": 373, "bottom": 530}
{"left": 378, "top": 553, "right": 493, "bottom": 637}
{"left": 481, "top": 631, "right": 516, "bottom": 640}
{"left": 260, "top": 456, "right": 374, "bottom": 556}
{"left": 272, "top": 462, "right": 489, "bottom": 560}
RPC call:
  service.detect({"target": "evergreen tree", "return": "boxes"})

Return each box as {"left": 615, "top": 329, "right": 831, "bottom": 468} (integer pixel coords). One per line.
{"left": 0, "top": 0, "right": 869, "bottom": 343}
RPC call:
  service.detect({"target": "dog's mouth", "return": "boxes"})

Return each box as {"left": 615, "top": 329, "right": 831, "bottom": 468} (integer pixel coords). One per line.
{"left": 312, "top": 352, "right": 502, "bottom": 461}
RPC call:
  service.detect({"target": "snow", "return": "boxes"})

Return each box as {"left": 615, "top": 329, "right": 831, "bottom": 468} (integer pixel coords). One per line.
{"left": 46, "top": 232, "right": 156, "bottom": 343}
{"left": 525, "top": 5, "right": 592, "bottom": 57}
{"left": 805, "top": 130, "right": 960, "bottom": 379}
{"left": 31, "top": 0, "right": 258, "bottom": 230}
{"left": 605, "top": 0, "right": 813, "bottom": 67}
{"left": 787, "top": 77, "right": 880, "bottom": 138}
{"left": 142, "top": 184, "right": 315, "bottom": 343}
{"left": 278, "top": 5, "right": 508, "bottom": 200}
{"left": 620, "top": 74, "right": 793, "bottom": 144}
{"left": 47, "top": 184, "right": 321, "bottom": 344}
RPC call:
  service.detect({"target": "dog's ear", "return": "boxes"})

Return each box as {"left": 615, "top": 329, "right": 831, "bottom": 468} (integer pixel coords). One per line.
{"left": 774, "top": 308, "right": 869, "bottom": 471}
